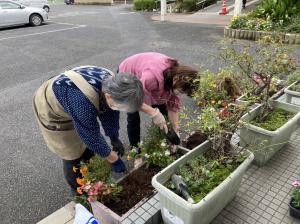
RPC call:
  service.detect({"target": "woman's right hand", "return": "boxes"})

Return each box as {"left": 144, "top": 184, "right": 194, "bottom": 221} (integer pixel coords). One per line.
{"left": 140, "top": 103, "right": 168, "bottom": 133}
{"left": 151, "top": 108, "right": 168, "bottom": 133}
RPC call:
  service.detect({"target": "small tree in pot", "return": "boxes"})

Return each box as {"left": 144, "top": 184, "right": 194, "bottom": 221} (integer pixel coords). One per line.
{"left": 218, "top": 37, "right": 295, "bottom": 109}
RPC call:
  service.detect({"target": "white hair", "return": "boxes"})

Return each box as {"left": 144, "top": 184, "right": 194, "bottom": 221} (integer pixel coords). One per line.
{"left": 102, "top": 73, "right": 144, "bottom": 112}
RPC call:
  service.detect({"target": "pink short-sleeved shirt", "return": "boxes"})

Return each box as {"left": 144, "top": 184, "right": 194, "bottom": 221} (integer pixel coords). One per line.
{"left": 119, "top": 52, "right": 181, "bottom": 112}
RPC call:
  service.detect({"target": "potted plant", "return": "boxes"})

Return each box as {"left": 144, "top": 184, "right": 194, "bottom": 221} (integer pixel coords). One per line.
{"left": 218, "top": 38, "right": 295, "bottom": 108}
{"left": 290, "top": 178, "right": 300, "bottom": 220}
{"left": 152, "top": 104, "right": 254, "bottom": 224}
{"left": 193, "top": 68, "right": 241, "bottom": 109}
{"left": 239, "top": 100, "right": 300, "bottom": 166}
{"left": 75, "top": 125, "right": 188, "bottom": 224}
{"left": 235, "top": 76, "right": 285, "bottom": 108}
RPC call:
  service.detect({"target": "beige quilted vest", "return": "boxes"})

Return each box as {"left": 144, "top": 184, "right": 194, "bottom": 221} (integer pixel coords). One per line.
{"left": 33, "top": 69, "right": 102, "bottom": 160}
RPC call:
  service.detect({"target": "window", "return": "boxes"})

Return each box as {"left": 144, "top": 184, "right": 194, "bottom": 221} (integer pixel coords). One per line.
{"left": 0, "top": 2, "right": 21, "bottom": 9}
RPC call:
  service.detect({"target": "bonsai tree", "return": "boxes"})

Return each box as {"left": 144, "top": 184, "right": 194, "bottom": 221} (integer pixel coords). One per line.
{"left": 218, "top": 37, "right": 296, "bottom": 121}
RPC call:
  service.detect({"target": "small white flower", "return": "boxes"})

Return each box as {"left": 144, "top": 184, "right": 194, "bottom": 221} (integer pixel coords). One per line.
{"left": 165, "top": 150, "right": 171, "bottom": 156}
{"left": 131, "top": 147, "right": 138, "bottom": 153}
{"left": 139, "top": 141, "right": 144, "bottom": 146}
{"left": 144, "top": 153, "right": 150, "bottom": 158}
{"left": 161, "top": 142, "right": 167, "bottom": 147}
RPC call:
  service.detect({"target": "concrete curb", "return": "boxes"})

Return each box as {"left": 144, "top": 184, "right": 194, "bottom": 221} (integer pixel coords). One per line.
{"left": 224, "top": 26, "right": 300, "bottom": 44}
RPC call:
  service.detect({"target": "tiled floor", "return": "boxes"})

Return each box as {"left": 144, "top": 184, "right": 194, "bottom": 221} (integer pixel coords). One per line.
{"left": 212, "top": 127, "right": 300, "bottom": 224}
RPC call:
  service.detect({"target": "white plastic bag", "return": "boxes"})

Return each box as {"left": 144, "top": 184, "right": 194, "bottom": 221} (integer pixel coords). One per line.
{"left": 73, "top": 203, "right": 100, "bottom": 224}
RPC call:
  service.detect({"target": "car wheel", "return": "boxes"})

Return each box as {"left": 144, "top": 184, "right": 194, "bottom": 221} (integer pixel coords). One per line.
{"left": 29, "top": 14, "right": 43, "bottom": 26}
{"left": 43, "top": 6, "right": 50, "bottom": 12}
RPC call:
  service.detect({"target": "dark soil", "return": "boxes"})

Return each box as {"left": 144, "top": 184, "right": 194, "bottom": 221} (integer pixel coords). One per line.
{"left": 182, "top": 131, "right": 208, "bottom": 150}
{"left": 104, "top": 165, "right": 160, "bottom": 216}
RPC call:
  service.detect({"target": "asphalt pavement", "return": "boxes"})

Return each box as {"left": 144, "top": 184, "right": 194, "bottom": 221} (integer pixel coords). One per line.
{"left": 0, "top": 4, "right": 297, "bottom": 224}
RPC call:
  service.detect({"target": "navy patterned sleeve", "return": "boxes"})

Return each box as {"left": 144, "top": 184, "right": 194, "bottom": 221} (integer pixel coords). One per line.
{"left": 53, "top": 84, "right": 111, "bottom": 158}
{"left": 99, "top": 108, "right": 120, "bottom": 142}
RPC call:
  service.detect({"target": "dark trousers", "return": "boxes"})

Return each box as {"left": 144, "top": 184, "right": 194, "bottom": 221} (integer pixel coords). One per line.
{"left": 127, "top": 104, "right": 168, "bottom": 147}
{"left": 63, "top": 148, "right": 95, "bottom": 194}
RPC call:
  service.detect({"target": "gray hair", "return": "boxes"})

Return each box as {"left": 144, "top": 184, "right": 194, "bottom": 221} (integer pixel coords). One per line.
{"left": 102, "top": 73, "right": 144, "bottom": 112}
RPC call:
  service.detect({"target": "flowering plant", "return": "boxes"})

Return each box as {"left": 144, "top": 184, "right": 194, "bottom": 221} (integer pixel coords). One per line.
{"left": 127, "top": 125, "right": 175, "bottom": 168}
{"left": 291, "top": 179, "right": 300, "bottom": 209}
{"left": 74, "top": 156, "right": 122, "bottom": 209}
{"left": 193, "top": 69, "right": 240, "bottom": 108}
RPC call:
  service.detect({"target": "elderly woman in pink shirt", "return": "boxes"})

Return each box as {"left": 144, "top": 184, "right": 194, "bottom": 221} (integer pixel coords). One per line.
{"left": 119, "top": 52, "right": 198, "bottom": 149}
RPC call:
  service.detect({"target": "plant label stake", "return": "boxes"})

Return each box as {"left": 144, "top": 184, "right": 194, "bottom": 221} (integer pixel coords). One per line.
{"left": 171, "top": 174, "right": 195, "bottom": 203}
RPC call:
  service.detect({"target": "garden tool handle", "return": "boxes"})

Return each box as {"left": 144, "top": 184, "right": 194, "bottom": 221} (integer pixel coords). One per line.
{"left": 171, "top": 174, "right": 195, "bottom": 203}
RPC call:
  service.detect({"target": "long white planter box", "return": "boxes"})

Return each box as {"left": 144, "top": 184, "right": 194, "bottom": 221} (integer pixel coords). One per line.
{"left": 152, "top": 141, "right": 254, "bottom": 224}
{"left": 284, "top": 81, "right": 300, "bottom": 106}
{"left": 236, "top": 88, "right": 285, "bottom": 109}
{"left": 91, "top": 147, "right": 189, "bottom": 224}
{"left": 239, "top": 101, "right": 300, "bottom": 166}
{"left": 235, "top": 95, "right": 260, "bottom": 110}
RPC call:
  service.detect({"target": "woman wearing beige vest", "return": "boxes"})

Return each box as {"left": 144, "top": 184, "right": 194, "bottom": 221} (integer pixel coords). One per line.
{"left": 33, "top": 66, "right": 144, "bottom": 194}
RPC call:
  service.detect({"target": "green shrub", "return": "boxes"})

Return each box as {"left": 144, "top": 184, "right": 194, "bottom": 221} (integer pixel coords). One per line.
{"left": 252, "top": 0, "right": 300, "bottom": 23}
{"left": 176, "top": 0, "right": 217, "bottom": 12}
{"left": 287, "top": 69, "right": 300, "bottom": 85}
{"left": 230, "top": 14, "right": 300, "bottom": 33}
{"left": 134, "top": 0, "right": 156, "bottom": 11}
{"left": 231, "top": 16, "right": 275, "bottom": 32}
{"left": 279, "top": 16, "right": 300, "bottom": 33}
{"left": 178, "top": 0, "right": 197, "bottom": 12}
{"left": 230, "top": 16, "right": 248, "bottom": 29}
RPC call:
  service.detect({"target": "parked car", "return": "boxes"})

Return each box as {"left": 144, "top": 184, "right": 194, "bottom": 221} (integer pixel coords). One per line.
{"left": 11, "top": 0, "right": 49, "bottom": 12}
{"left": 64, "top": 0, "right": 74, "bottom": 5}
{"left": 0, "top": 1, "right": 49, "bottom": 27}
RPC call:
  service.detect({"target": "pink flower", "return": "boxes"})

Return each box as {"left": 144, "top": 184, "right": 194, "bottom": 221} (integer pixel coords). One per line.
{"left": 292, "top": 179, "right": 300, "bottom": 187}
{"left": 88, "top": 189, "right": 98, "bottom": 196}
{"left": 94, "top": 181, "right": 103, "bottom": 192}
{"left": 253, "top": 74, "right": 262, "bottom": 84}
{"left": 83, "top": 184, "right": 92, "bottom": 191}
{"left": 87, "top": 197, "right": 94, "bottom": 203}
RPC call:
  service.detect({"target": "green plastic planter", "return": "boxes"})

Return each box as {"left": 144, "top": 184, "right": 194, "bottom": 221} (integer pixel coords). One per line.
{"left": 239, "top": 101, "right": 300, "bottom": 166}
{"left": 152, "top": 141, "right": 254, "bottom": 224}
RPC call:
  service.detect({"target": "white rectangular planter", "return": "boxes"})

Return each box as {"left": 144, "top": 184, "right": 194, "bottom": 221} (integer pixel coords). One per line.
{"left": 236, "top": 89, "right": 285, "bottom": 110}
{"left": 239, "top": 101, "right": 300, "bottom": 166}
{"left": 91, "top": 147, "right": 190, "bottom": 224}
{"left": 235, "top": 95, "right": 260, "bottom": 110}
{"left": 152, "top": 141, "right": 254, "bottom": 224}
{"left": 284, "top": 81, "right": 300, "bottom": 106}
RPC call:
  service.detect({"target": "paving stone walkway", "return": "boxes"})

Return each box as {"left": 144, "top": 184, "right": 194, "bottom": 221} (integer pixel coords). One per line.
{"left": 212, "top": 126, "right": 300, "bottom": 224}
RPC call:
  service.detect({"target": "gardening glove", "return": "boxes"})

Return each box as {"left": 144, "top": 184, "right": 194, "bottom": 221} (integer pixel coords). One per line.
{"left": 165, "top": 129, "right": 181, "bottom": 145}
{"left": 111, "top": 138, "right": 125, "bottom": 157}
{"left": 151, "top": 108, "right": 168, "bottom": 133}
{"left": 111, "top": 158, "right": 126, "bottom": 173}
